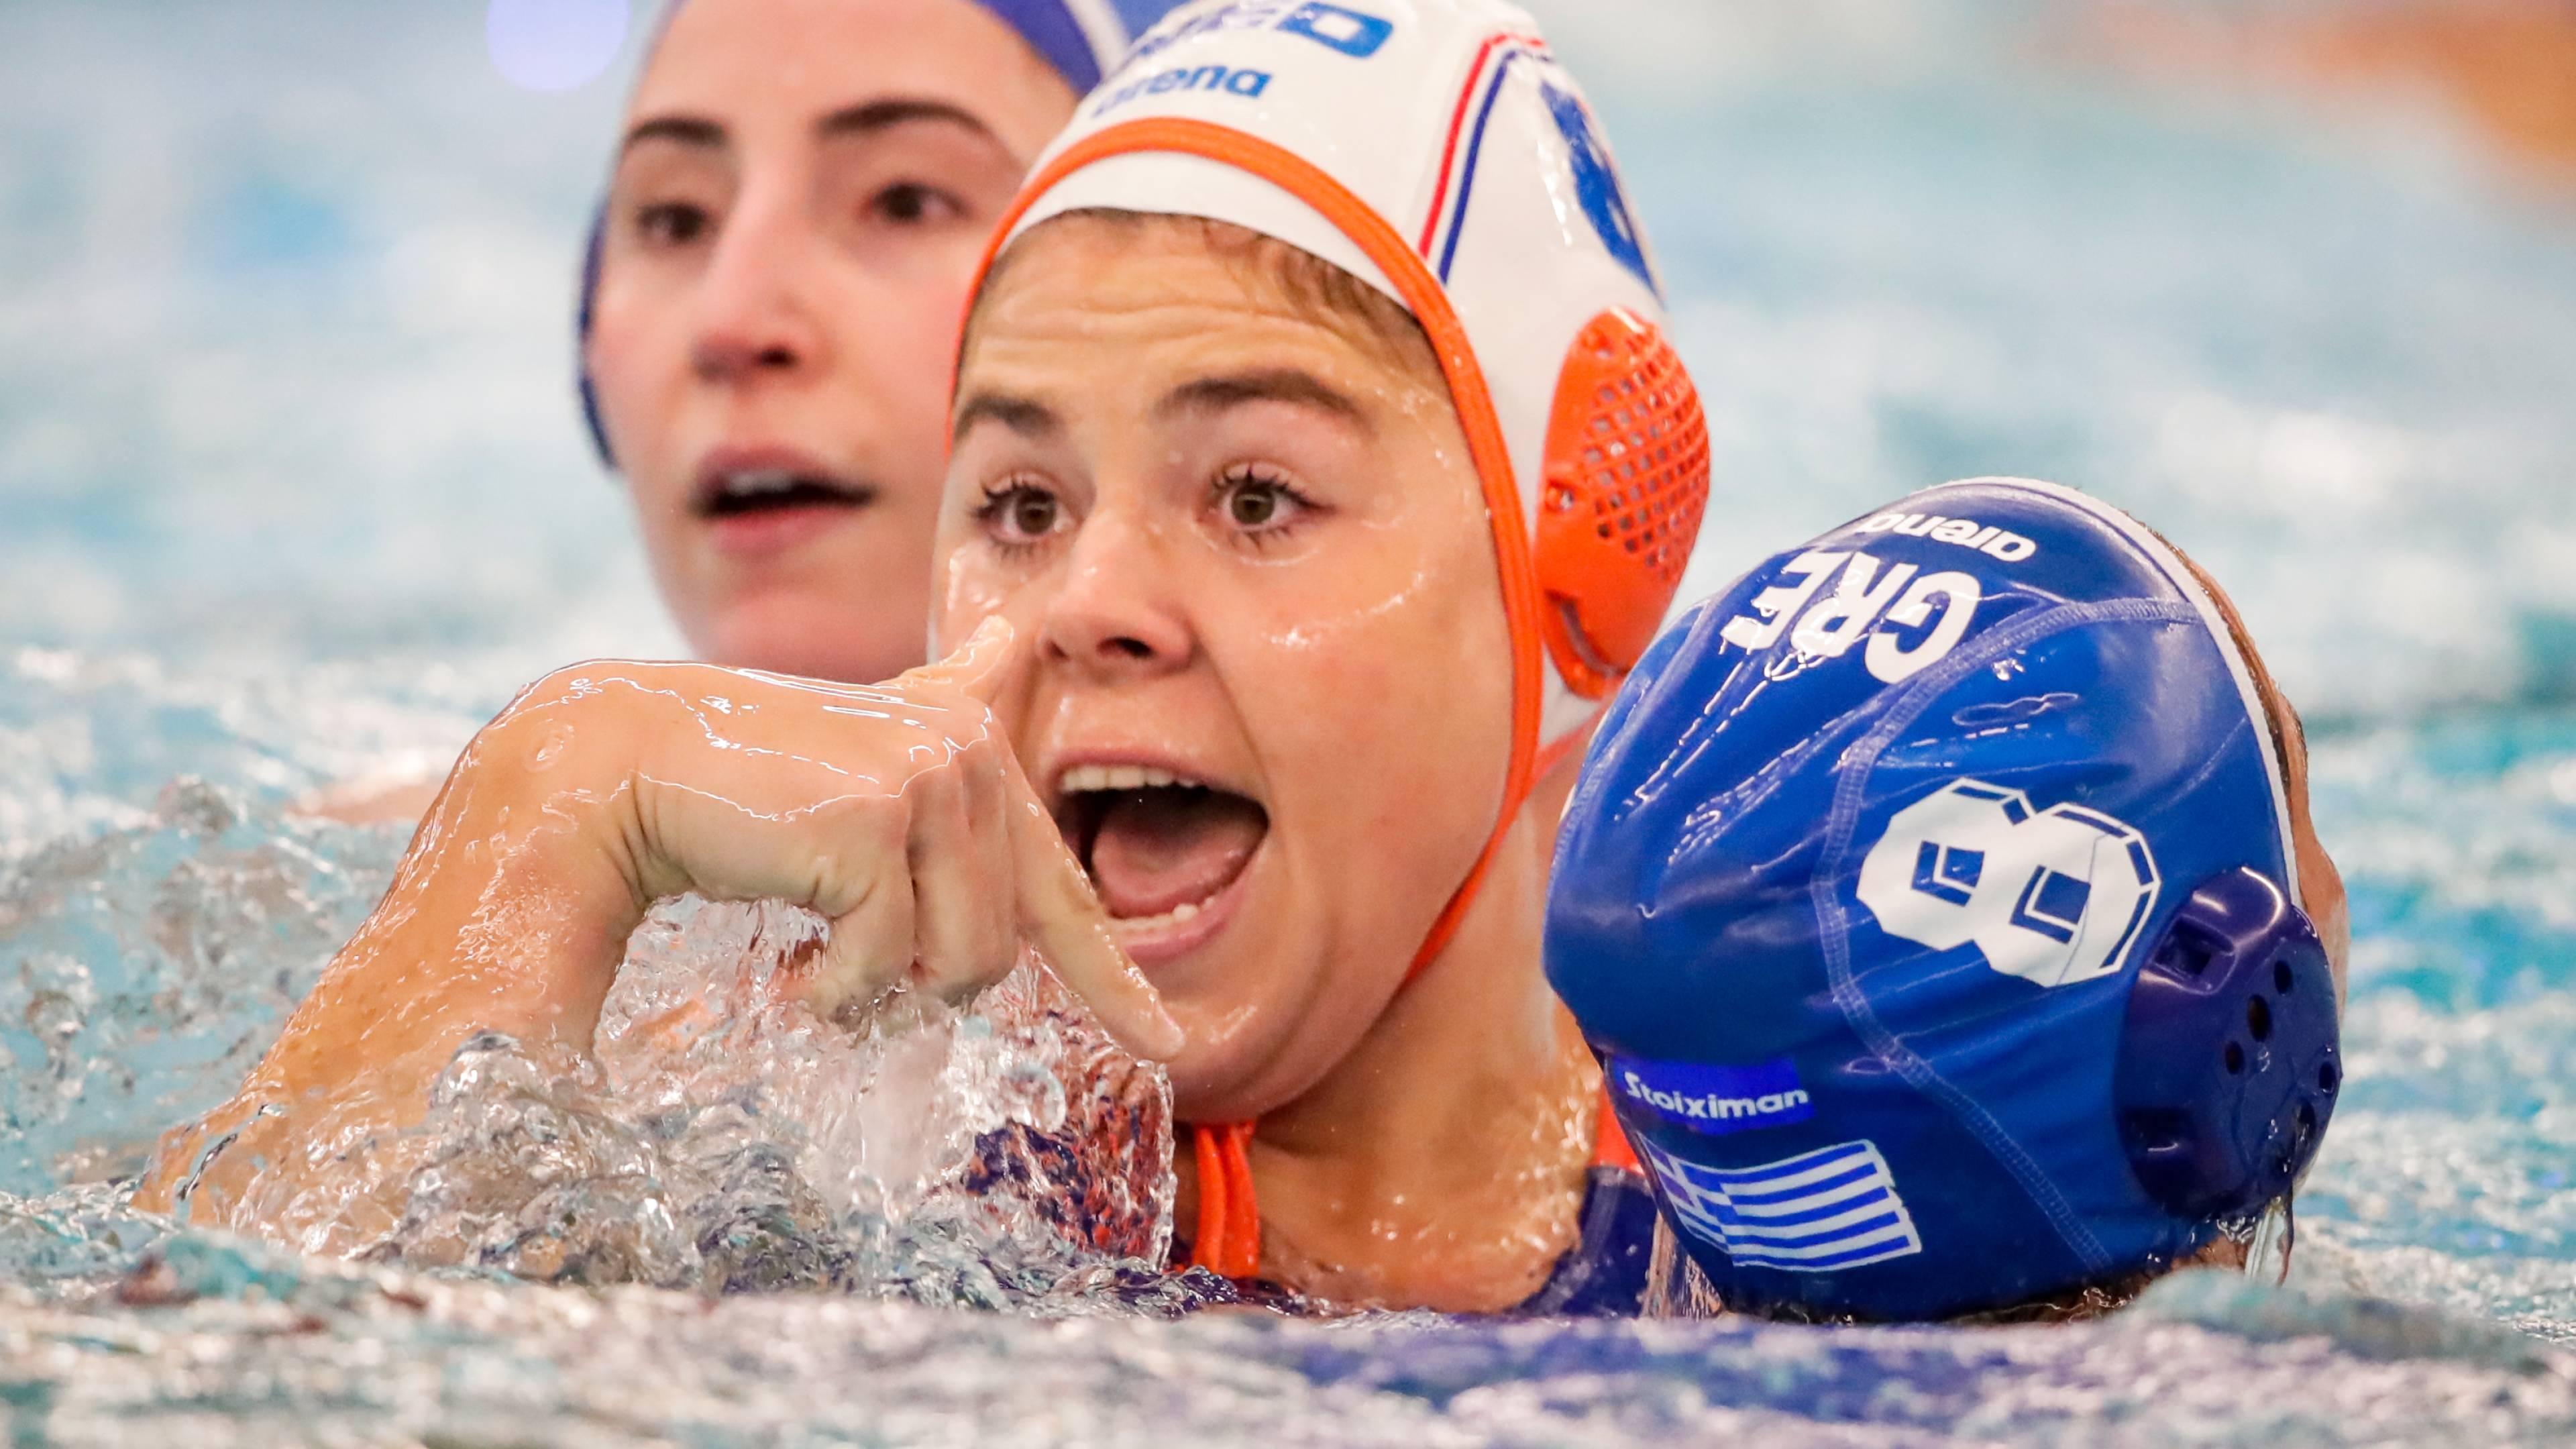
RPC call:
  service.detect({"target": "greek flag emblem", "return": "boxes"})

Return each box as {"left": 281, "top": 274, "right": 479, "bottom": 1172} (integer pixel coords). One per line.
{"left": 1640, "top": 1138, "right": 1925, "bottom": 1272}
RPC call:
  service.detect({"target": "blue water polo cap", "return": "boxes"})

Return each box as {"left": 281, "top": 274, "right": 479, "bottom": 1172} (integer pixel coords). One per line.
{"left": 1546, "top": 478, "right": 2341, "bottom": 1322}
{"left": 576, "top": 0, "right": 1190, "bottom": 466}
{"left": 973, "top": 0, "right": 1187, "bottom": 95}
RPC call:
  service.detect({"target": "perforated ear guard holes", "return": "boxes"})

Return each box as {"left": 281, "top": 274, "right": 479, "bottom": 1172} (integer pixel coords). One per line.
{"left": 2114, "top": 867, "right": 2341, "bottom": 1220}
{"left": 1536, "top": 308, "right": 1711, "bottom": 698}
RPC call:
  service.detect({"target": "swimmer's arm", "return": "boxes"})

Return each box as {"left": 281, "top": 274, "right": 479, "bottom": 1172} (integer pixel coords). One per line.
{"left": 135, "top": 623, "right": 1177, "bottom": 1224}
{"left": 131, "top": 677, "right": 682, "bottom": 1221}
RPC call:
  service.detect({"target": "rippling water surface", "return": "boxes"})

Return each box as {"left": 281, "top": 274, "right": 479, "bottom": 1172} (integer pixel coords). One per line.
{"left": 4, "top": 0, "right": 2575, "bottom": 1442}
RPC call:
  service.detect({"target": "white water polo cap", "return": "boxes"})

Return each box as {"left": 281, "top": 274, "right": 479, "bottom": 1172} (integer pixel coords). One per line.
{"left": 976, "top": 0, "right": 1713, "bottom": 777}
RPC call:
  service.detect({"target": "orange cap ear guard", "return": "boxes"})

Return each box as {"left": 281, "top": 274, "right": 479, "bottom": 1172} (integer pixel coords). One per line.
{"left": 1535, "top": 309, "right": 1713, "bottom": 699}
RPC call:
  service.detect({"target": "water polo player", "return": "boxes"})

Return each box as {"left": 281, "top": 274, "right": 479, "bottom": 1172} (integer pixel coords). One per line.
{"left": 321, "top": 1, "right": 1187, "bottom": 821}
{"left": 1548, "top": 477, "right": 2351, "bottom": 1322}
{"left": 582, "top": 0, "right": 1184, "bottom": 686}
{"left": 148, "top": 0, "right": 1711, "bottom": 1314}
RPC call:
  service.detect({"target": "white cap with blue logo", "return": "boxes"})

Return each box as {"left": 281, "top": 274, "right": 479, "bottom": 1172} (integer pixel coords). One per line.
{"left": 979, "top": 0, "right": 1714, "bottom": 782}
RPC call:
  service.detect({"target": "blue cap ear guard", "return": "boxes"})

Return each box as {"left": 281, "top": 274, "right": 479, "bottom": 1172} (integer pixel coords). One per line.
{"left": 2118, "top": 867, "right": 2339, "bottom": 1220}
{"left": 1546, "top": 477, "right": 2339, "bottom": 1322}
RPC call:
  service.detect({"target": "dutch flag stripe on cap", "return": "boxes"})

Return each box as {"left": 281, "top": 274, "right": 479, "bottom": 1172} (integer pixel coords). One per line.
{"left": 1644, "top": 1139, "right": 1926, "bottom": 1272}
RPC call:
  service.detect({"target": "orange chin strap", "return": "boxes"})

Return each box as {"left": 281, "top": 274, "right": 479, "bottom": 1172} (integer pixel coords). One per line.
{"left": 1190, "top": 1121, "right": 1263, "bottom": 1279}
{"left": 1189, "top": 1089, "right": 1639, "bottom": 1283}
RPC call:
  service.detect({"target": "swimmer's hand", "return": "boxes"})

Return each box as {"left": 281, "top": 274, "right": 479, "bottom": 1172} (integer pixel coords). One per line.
{"left": 604, "top": 616, "right": 1179, "bottom": 1053}
{"left": 453, "top": 614, "right": 1175, "bottom": 1058}
{"left": 134, "top": 621, "right": 1177, "bottom": 1224}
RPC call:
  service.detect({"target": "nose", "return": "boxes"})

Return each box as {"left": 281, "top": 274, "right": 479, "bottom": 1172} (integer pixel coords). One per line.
{"left": 1038, "top": 508, "right": 1196, "bottom": 678}
{"left": 688, "top": 181, "right": 828, "bottom": 385}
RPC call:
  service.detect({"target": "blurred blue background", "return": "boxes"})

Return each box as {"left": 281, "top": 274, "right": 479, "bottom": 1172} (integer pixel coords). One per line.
{"left": 3, "top": 0, "right": 655, "bottom": 670}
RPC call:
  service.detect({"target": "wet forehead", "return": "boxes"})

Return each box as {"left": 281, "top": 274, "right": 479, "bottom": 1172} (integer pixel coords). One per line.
{"left": 962, "top": 225, "right": 1443, "bottom": 427}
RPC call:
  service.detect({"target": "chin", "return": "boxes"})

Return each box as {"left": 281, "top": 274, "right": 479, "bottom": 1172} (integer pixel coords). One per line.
{"left": 1152, "top": 991, "right": 1279, "bottom": 1122}
{"left": 1156, "top": 975, "right": 1364, "bottom": 1124}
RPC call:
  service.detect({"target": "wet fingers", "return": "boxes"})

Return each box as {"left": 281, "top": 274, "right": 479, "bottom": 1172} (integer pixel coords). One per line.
{"left": 905, "top": 737, "right": 1019, "bottom": 1003}
{"left": 807, "top": 860, "right": 918, "bottom": 1024}
{"left": 998, "top": 751, "right": 1184, "bottom": 1061}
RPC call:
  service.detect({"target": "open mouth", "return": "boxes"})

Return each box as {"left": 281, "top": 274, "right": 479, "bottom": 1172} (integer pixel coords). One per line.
{"left": 696, "top": 466, "right": 879, "bottom": 521}
{"left": 1053, "top": 765, "right": 1269, "bottom": 936}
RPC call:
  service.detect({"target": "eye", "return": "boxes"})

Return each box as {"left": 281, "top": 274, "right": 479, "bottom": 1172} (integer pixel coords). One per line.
{"left": 1215, "top": 465, "right": 1313, "bottom": 539}
{"left": 870, "top": 182, "right": 965, "bottom": 227}
{"left": 975, "top": 479, "right": 1066, "bottom": 551}
{"left": 634, "top": 201, "right": 712, "bottom": 248}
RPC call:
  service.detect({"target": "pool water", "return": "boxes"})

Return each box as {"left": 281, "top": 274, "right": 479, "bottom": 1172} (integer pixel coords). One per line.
{"left": 5, "top": 0, "right": 2576, "bottom": 1442}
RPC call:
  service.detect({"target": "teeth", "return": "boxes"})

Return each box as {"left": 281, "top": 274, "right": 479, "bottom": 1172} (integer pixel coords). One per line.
{"left": 1110, "top": 896, "right": 1207, "bottom": 933}
{"left": 1058, "top": 763, "right": 1201, "bottom": 795}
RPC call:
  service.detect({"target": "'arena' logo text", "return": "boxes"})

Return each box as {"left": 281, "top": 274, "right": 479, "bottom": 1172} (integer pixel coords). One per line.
{"left": 1091, "top": 64, "right": 1273, "bottom": 116}
{"left": 1853, "top": 512, "right": 2037, "bottom": 562}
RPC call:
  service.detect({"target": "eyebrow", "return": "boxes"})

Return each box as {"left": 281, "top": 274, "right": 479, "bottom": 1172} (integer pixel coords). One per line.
{"left": 620, "top": 99, "right": 1000, "bottom": 160}
{"left": 1154, "top": 369, "right": 1371, "bottom": 429}
{"left": 621, "top": 114, "right": 726, "bottom": 156}
{"left": 952, "top": 392, "right": 1063, "bottom": 444}
{"left": 816, "top": 99, "right": 1002, "bottom": 144}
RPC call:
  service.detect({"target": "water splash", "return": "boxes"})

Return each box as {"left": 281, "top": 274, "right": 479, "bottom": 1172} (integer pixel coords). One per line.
{"left": 0, "top": 776, "right": 400, "bottom": 1193}
{"left": 0, "top": 1243, "right": 2567, "bottom": 1446}
{"left": 1, "top": 760, "right": 1185, "bottom": 1313}
{"left": 152, "top": 897, "right": 1184, "bottom": 1309}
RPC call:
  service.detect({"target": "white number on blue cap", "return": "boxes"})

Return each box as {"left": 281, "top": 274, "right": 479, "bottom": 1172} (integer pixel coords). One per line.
{"left": 1858, "top": 778, "right": 2163, "bottom": 989}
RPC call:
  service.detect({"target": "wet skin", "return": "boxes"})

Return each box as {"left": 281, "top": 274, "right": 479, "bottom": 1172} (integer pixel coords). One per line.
{"left": 135, "top": 625, "right": 1177, "bottom": 1243}
{"left": 589, "top": 0, "right": 1075, "bottom": 685}
{"left": 141, "top": 217, "right": 1602, "bottom": 1312}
